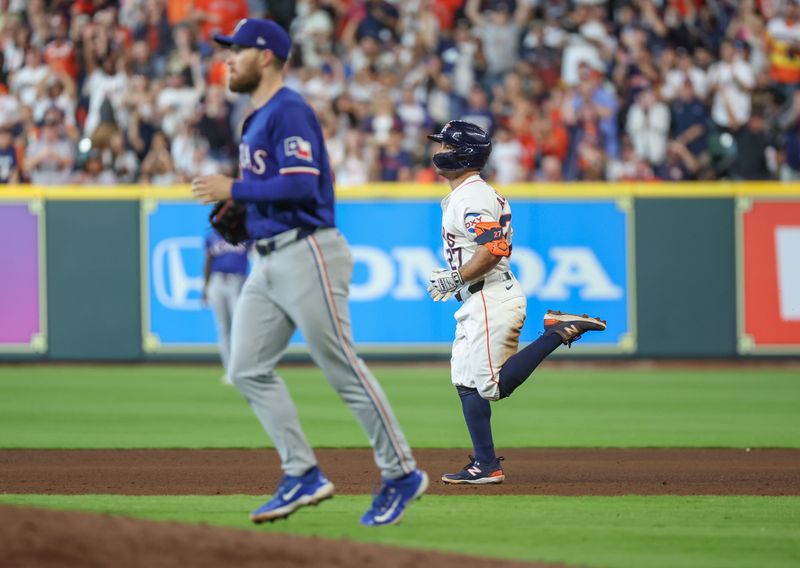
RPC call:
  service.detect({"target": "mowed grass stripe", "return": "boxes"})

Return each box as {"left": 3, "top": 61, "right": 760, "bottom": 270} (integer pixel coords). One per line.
{"left": 1, "top": 494, "right": 798, "bottom": 568}
{"left": 0, "top": 365, "right": 798, "bottom": 448}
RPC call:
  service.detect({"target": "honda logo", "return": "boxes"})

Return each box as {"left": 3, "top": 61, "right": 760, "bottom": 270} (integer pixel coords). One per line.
{"left": 152, "top": 237, "right": 204, "bottom": 310}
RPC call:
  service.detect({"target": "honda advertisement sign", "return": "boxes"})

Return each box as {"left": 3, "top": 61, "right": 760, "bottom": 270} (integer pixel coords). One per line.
{"left": 143, "top": 199, "right": 634, "bottom": 353}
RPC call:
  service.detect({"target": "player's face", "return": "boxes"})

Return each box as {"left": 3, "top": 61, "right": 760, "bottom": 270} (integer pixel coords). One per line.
{"left": 432, "top": 142, "right": 458, "bottom": 178}
{"left": 226, "top": 46, "right": 263, "bottom": 94}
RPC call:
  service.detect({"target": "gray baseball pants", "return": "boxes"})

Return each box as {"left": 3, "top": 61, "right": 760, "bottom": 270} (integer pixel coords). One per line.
{"left": 207, "top": 272, "right": 245, "bottom": 372}
{"left": 228, "top": 228, "right": 416, "bottom": 479}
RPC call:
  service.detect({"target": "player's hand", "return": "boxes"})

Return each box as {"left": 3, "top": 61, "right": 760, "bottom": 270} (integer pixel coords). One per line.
{"left": 427, "top": 268, "right": 463, "bottom": 302}
{"left": 192, "top": 174, "right": 233, "bottom": 203}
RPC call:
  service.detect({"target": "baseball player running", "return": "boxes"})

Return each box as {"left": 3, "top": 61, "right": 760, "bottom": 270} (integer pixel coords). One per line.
{"left": 191, "top": 18, "right": 427, "bottom": 526}
{"left": 426, "top": 120, "right": 606, "bottom": 485}
{"left": 203, "top": 228, "right": 248, "bottom": 385}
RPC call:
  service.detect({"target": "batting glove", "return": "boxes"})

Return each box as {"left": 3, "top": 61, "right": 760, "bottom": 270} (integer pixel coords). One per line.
{"left": 428, "top": 268, "right": 463, "bottom": 302}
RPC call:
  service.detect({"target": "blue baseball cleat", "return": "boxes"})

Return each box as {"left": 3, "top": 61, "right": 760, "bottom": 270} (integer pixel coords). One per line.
{"left": 441, "top": 456, "right": 505, "bottom": 485}
{"left": 250, "top": 466, "right": 334, "bottom": 524}
{"left": 360, "top": 469, "right": 428, "bottom": 527}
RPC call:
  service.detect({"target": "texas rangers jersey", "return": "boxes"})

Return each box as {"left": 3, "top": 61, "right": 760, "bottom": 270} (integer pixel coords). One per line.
{"left": 231, "top": 87, "right": 335, "bottom": 239}
{"left": 440, "top": 174, "right": 513, "bottom": 281}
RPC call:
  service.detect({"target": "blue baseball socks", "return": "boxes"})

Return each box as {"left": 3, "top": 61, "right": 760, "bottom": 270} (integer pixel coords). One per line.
{"left": 456, "top": 385, "right": 496, "bottom": 465}
{"left": 497, "top": 330, "right": 563, "bottom": 399}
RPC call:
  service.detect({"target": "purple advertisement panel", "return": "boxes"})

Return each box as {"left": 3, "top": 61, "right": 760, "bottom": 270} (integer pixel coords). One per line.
{"left": 0, "top": 203, "right": 43, "bottom": 349}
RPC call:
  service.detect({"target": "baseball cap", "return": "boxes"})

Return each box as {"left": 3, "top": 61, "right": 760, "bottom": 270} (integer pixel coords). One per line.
{"left": 213, "top": 19, "right": 292, "bottom": 60}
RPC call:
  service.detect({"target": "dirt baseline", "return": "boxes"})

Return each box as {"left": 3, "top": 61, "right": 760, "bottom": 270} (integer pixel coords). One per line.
{"left": 2, "top": 448, "right": 799, "bottom": 496}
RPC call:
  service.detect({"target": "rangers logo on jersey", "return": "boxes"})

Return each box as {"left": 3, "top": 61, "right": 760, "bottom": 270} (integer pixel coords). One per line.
{"left": 284, "top": 136, "right": 313, "bottom": 162}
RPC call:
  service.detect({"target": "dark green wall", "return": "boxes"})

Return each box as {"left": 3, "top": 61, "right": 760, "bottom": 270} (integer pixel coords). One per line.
{"left": 634, "top": 198, "right": 737, "bottom": 357}
{"left": 46, "top": 201, "right": 142, "bottom": 360}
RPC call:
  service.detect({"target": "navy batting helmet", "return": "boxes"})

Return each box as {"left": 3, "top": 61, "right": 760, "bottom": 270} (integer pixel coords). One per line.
{"left": 427, "top": 120, "right": 492, "bottom": 172}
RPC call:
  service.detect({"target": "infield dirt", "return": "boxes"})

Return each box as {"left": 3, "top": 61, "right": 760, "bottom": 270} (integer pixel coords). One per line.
{"left": 3, "top": 448, "right": 798, "bottom": 568}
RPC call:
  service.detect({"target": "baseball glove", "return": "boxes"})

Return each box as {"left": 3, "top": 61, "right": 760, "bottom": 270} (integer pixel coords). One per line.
{"left": 210, "top": 200, "right": 249, "bottom": 245}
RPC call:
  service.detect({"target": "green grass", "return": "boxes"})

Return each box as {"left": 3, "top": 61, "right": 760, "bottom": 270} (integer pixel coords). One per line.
{"left": 1, "top": 494, "right": 798, "bottom": 568}
{"left": 1, "top": 365, "right": 799, "bottom": 448}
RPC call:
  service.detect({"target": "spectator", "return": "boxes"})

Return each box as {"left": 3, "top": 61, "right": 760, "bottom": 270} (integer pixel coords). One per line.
{"left": 489, "top": 125, "right": 524, "bottom": 183}
{"left": 565, "top": 62, "right": 619, "bottom": 160}
{"left": 364, "top": 92, "right": 402, "bottom": 147}
{"left": 336, "top": 129, "right": 370, "bottom": 186}
{"left": 661, "top": 47, "right": 708, "bottom": 101}
{"left": 626, "top": 86, "right": 670, "bottom": 166}
{"left": 465, "top": 0, "right": 530, "bottom": 84}
{"left": 0, "top": 127, "right": 19, "bottom": 183}
{"left": 156, "top": 67, "right": 204, "bottom": 139}
{"left": 139, "top": 130, "right": 176, "bottom": 185}
{"left": 0, "top": 84, "right": 21, "bottom": 129}
{"left": 460, "top": 84, "right": 495, "bottom": 137}
{"left": 33, "top": 71, "right": 77, "bottom": 128}
{"left": 101, "top": 131, "right": 140, "bottom": 183}
{"left": 707, "top": 40, "right": 756, "bottom": 131}
{"left": 72, "top": 150, "right": 118, "bottom": 184}
{"left": 197, "top": 85, "right": 237, "bottom": 165}
{"left": 43, "top": 16, "right": 78, "bottom": 80}
{"left": 9, "top": 48, "right": 48, "bottom": 108}
{"left": 657, "top": 140, "right": 699, "bottom": 181}
{"left": 729, "top": 109, "right": 778, "bottom": 180}
{"left": 193, "top": 0, "right": 249, "bottom": 44}
{"left": 24, "top": 114, "right": 74, "bottom": 185}
{"left": 537, "top": 155, "right": 564, "bottom": 182}
{"left": 670, "top": 79, "right": 709, "bottom": 161}
{"left": 765, "top": 0, "right": 800, "bottom": 97}
{"left": 375, "top": 129, "right": 412, "bottom": 182}
{"left": 81, "top": 54, "right": 128, "bottom": 139}
{"left": 395, "top": 85, "right": 429, "bottom": 153}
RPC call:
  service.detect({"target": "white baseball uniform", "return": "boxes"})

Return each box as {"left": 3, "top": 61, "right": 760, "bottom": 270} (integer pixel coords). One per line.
{"left": 440, "top": 174, "right": 526, "bottom": 400}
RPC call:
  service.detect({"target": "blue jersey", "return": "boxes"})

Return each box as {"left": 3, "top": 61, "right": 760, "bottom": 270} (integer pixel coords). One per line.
{"left": 206, "top": 230, "right": 248, "bottom": 275}
{"left": 231, "top": 87, "right": 335, "bottom": 239}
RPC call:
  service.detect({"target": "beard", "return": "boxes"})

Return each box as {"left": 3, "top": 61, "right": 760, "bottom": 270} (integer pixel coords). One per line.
{"left": 229, "top": 67, "right": 261, "bottom": 94}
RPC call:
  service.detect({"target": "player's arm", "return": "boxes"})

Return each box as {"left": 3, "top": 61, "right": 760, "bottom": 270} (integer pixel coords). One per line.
{"left": 231, "top": 104, "right": 321, "bottom": 204}
{"left": 457, "top": 245, "right": 502, "bottom": 283}
{"left": 429, "top": 207, "right": 511, "bottom": 301}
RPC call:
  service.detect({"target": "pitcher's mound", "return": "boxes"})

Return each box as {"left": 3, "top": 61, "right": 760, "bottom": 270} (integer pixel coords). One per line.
{"left": 0, "top": 505, "right": 564, "bottom": 568}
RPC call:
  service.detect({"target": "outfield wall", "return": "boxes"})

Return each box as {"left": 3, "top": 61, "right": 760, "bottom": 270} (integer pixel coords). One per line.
{"left": 1, "top": 183, "right": 799, "bottom": 360}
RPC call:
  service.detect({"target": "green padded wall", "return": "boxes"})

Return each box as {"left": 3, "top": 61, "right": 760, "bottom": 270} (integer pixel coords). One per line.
{"left": 635, "top": 199, "right": 737, "bottom": 357}
{"left": 46, "top": 201, "right": 142, "bottom": 360}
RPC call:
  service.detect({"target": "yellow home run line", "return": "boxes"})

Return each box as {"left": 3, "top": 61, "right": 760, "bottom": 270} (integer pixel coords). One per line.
{"left": 1, "top": 182, "right": 800, "bottom": 200}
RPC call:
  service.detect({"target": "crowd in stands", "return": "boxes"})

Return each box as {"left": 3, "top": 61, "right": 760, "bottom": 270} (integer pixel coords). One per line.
{"left": 1, "top": 0, "right": 800, "bottom": 186}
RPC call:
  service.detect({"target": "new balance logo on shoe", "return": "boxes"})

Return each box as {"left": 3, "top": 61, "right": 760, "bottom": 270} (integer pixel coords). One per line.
{"left": 543, "top": 310, "right": 606, "bottom": 347}
{"left": 442, "top": 456, "right": 505, "bottom": 485}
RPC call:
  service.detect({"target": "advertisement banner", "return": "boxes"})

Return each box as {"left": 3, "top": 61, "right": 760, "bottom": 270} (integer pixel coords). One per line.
{"left": 0, "top": 202, "right": 45, "bottom": 352}
{"left": 143, "top": 199, "right": 633, "bottom": 353}
{"left": 738, "top": 199, "right": 800, "bottom": 353}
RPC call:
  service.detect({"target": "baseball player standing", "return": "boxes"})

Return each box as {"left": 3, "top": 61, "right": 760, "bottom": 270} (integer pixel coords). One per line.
{"left": 191, "top": 18, "right": 427, "bottom": 526}
{"left": 426, "top": 120, "right": 606, "bottom": 484}
{"left": 203, "top": 228, "right": 248, "bottom": 385}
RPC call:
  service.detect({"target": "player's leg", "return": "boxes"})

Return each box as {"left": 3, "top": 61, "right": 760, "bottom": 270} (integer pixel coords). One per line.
{"left": 442, "top": 291, "right": 524, "bottom": 485}
{"left": 497, "top": 310, "right": 606, "bottom": 399}
{"left": 274, "top": 229, "right": 425, "bottom": 525}
{"left": 206, "top": 273, "right": 233, "bottom": 375}
{"left": 279, "top": 230, "right": 416, "bottom": 477}
{"left": 229, "top": 258, "right": 334, "bottom": 523}
{"left": 228, "top": 260, "right": 317, "bottom": 476}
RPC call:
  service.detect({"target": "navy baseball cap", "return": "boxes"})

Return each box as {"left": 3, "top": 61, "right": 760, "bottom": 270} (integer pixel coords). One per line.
{"left": 213, "top": 19, "right": 292, "bottom": 60}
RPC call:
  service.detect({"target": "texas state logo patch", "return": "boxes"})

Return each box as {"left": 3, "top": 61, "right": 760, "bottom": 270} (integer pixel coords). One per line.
{"left": 284, "top": 136, "right": 313, "bottom": 162}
